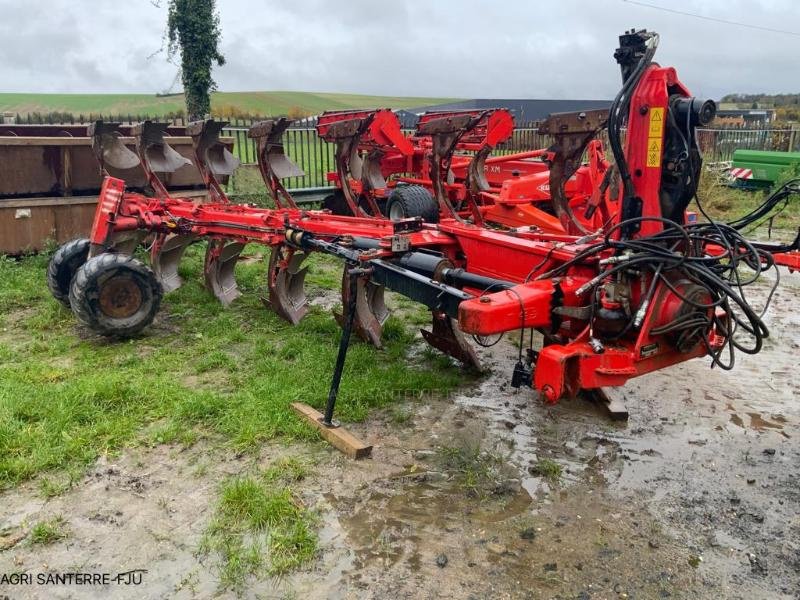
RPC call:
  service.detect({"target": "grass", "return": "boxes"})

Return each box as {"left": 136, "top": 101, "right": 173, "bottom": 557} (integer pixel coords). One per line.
{"left": 436, "top": 445, "right": 505, "bottom": 497}
{"left": 389, "top": 405, "right": 414, "bottom": 425}
{"left": 0, "top": 244, "right": 465, "bottom": 489}
{"left": 30, "top": 516, "right": 68, "bottom": 544}
{"left": 529, "top": 459, "right": 562, "bottom": 483}
{"left": 693, "top": 163, "right": 800, "bottom": 232}
{"left": 38, "top": 475, "right": 75, "bottom": 499}
{"left": 200, "top": 468, "right": 317, "bottom": 590}
{"left": 0, "top": 91, "right": 458, "bottom": 119}
{"left": 262, "top": 457, "right": 312, "bottom": 485}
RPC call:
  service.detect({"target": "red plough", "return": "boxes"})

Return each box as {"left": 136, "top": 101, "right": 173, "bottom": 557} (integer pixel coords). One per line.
{"left": 318, "top": 106, "right": 573, "bottom": 232}
{"left": 49, "top": 30, "right": 798, "bottom": 438}
{"left": 316, "top": 105, "right": 616, "bottom": 234}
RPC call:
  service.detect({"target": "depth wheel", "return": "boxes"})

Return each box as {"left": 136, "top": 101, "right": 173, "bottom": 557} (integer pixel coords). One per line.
{"left": 47, "top": 238, "right": 91, "bottom": 307}
{"left": 69, "top": 253, "right": 162, "bottom": 337}
{"left": 386, "top": 185, "right": 439, "bottom": 223}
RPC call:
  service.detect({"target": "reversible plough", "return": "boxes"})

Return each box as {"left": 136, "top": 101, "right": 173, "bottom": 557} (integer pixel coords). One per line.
{"left": 316, "top": 105, "right": 611, "bottom": 233}
{"left": 48, "top": 30, "right": 800, "bottom": 451}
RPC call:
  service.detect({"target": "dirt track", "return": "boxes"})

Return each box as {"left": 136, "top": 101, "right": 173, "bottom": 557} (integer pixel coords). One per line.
{"left": 1, "top": 270, "right": 798, "bottom": 599}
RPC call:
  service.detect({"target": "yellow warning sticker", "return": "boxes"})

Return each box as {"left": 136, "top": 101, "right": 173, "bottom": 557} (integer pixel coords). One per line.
{"left": 648, "top": 107, "right": 664, "bottom": 138}
{"left": 646, "top": 137, "right": 662, "bottom": 167}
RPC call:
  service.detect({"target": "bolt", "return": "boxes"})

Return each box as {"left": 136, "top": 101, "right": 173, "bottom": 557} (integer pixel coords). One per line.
{"left": 480, "top": 296, "right": 491, "bottom": 303}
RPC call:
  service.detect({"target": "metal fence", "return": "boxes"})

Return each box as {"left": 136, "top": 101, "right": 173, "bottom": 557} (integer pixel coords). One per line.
{"left": 225, "top": 125, "right": 336, "bottom": 190}
{"left": 229, "top": 124, "right": 799, "bottom": 189}
{"left": 224, "top": 124, "right": 558, "bottom": 190}
{"left": 13, "top": 113, "right": 800, "bottom": 189}
{"left": 696, "top": 128, "right": 800, "bottom": 162}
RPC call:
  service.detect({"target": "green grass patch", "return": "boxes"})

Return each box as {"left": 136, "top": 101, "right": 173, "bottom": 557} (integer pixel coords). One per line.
{"left": 30, "top": 516, "right": 68, "bottom": 545}
{"left": 529, "top": 458, "right": 562, "bottom": 483}
{"left": 693, "top": 165, "right": 800, "bottom": 231}
{"left": 0, "top": 245, "right": 464, "bottom": 489}
{"left": 200, "top": 471, "right": 317, "bottom": 590}
{"left": 436, "top": 445, "right": 505, "bottom": 497}
{"left": 389, "top": 405, "right": 414, "bottom": 425}
{"left": 38, "top": 473, "right": 77, "bottom": 499}
{"left": 262, "top": 457, "right": 312, "bottom": 485}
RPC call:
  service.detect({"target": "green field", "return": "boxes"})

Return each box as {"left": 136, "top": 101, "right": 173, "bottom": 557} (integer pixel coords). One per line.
{"left": 0, "top": 91, "right": 458, "bottom": 118}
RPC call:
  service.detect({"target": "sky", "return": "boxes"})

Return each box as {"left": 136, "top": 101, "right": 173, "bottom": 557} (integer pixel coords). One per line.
{"left": 0, "top": 0, "right": 798, "bottom": 100}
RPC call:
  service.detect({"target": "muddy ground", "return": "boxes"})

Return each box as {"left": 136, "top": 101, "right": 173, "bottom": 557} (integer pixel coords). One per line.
{"left": 1, "top": 270, "right": 798, "bottom": 600}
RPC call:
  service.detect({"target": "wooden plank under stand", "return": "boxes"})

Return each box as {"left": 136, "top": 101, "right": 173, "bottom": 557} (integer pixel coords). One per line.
{"left": 291, "top": 402, "right": 373, "bottom": 459}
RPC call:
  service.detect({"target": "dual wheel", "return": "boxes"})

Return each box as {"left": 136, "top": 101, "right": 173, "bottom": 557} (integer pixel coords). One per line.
{"left": 47, "top": 239, "right": 162, "bottom": 337}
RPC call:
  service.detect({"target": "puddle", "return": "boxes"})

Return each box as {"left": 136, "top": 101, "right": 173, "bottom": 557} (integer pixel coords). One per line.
{"left": 315, "top": 298, "right": 800, "bottom": 598}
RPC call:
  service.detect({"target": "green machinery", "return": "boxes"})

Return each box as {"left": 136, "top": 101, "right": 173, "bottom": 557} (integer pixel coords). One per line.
{"left": 732, "top": 149, "right": 800, "bottom": 189}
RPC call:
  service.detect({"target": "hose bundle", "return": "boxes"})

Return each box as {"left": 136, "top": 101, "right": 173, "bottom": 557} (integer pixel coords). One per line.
{"left": 607, "top": 33, "right": 660, "bottom": 228}
{"left": 537, "top": 215, "right": 777, "bottom": 370}
{"left": 726, "top": 178, "right": 800, "bottom": 248}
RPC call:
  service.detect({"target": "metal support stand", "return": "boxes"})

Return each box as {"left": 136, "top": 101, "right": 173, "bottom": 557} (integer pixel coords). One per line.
{"left": 291, "top": 266, "right": 373, "bottom": 459}
{"left": 321, "top": 269, "right": 361, "bottom": 428}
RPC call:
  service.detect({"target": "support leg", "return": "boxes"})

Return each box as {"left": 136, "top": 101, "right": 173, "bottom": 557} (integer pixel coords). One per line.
{"left": 290, "top": 268, "right": 373, "bottom": 459}
{"left": 322, "top": 270, "right": 360, "bottom": 426}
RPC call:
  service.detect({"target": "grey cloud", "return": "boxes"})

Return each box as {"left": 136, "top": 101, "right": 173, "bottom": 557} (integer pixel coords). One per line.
{"left": 0, "top": 0, "right": 797, "bottom": 98}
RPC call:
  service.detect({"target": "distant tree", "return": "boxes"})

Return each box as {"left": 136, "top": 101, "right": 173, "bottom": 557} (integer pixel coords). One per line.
{"left": 166, "top": 0, "right": 225, "bottom": 121}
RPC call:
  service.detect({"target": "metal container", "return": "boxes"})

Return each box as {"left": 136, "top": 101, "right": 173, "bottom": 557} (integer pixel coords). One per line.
{"left": 0, "top": 125, "right": 231, "bottom": 254}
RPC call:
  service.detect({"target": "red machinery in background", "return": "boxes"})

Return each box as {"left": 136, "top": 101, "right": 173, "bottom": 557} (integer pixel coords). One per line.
{"left": 316, "top": 106, "right": 610, "bottom": 233}
{"left": 48, "top": 30, "right": 796, "bottom": 427}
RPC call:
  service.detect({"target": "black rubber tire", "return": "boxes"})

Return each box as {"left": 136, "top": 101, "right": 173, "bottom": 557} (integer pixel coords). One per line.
{"left": 69, "top": 253, "right": 162, "bottom": 337}
{"left": 386, "top": 185, "right": 439, "bottom": 223}
{"left": 47, "top": 238, "right": 91, "bottom": 307}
